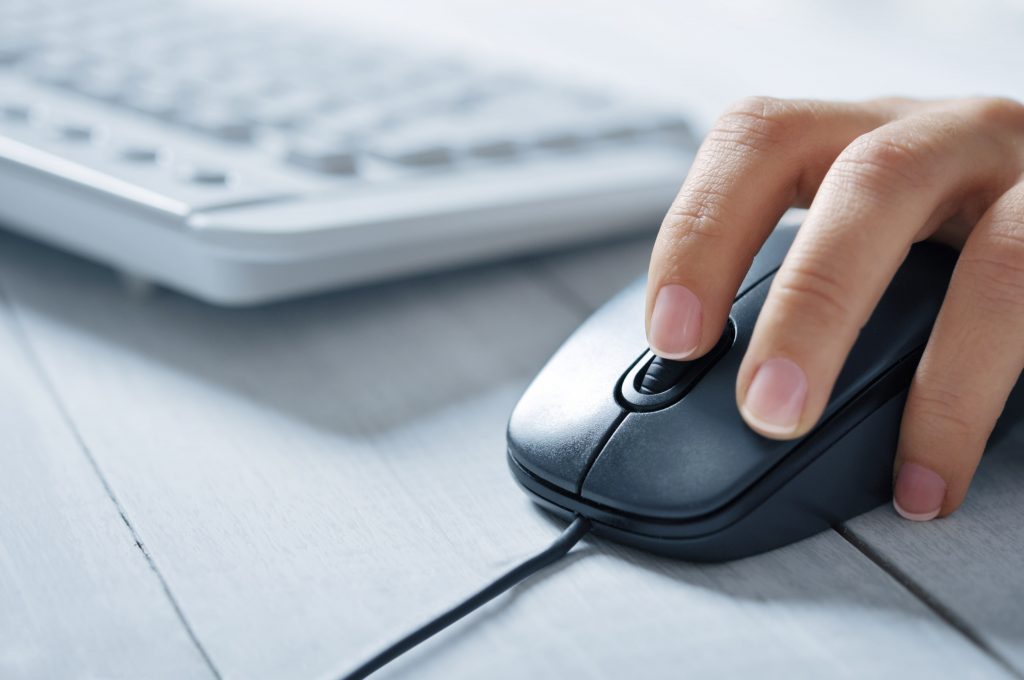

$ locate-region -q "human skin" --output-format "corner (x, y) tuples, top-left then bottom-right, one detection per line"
(645, 96), (1024, 521)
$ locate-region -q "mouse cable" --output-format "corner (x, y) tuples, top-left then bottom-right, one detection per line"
(337, 515), (592, 680)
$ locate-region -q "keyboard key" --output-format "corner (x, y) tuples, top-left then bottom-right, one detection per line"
(181, 108), (254, 142)
(184, 167), (230, 184)
(26, 46), (91, 68)
(72, 68), (135, 103)
(307, 107), (395, 140)
(468, 137), (518, 159)
(217, 74), (279, 100)
(583, 108), (694, 143)
(535, 129), (584, 150)
(1, 103), (32, 122)
(243, 98), (318, 130)
(368, 120), (458, 167)
(463, 94), (595, 151)
(118, 144), (161, 163)
(652, 114), (695, 140)
(56, 122), (94, 141)
(0, 39), (34, 65)
(31, 64), (80, 88)
(121, 86), (182, 119)
(371, 139), (453, 167)
(284, 139), (359, 175)
(438, 118), (521, 159)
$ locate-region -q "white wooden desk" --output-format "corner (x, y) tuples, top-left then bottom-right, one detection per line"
(2, 1), (1023, 678)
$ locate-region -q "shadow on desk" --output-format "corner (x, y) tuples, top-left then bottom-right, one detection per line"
(0, 229), (597, 437)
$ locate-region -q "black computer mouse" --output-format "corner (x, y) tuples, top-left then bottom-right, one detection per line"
(506, 224), (961, 561)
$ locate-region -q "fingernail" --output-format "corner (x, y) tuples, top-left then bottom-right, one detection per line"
(740, 358), (807, 436)
(893, 463), (946, 521)
(648, 284), (702, 359)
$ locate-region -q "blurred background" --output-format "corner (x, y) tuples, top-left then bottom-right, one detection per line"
(2, 0), (1022, 305)
(247, 0), (1024, 129)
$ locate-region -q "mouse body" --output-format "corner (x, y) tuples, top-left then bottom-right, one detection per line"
(507, 224), (960, 561)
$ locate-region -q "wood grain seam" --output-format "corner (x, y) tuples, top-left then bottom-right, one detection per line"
(526, 260), (602, 319)
(0, 282), (225, 680)
(836, 524), (1023, 678)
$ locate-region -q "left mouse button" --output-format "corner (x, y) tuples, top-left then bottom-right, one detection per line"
(507, 279), (647, 493)
(507, 392), (623, 493)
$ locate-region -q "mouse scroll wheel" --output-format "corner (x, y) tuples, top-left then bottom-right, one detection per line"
(620, 320), (736, 412)
(637, 357), (690, 395)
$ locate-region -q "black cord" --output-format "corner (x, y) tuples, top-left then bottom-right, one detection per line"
(338, 515), (592, 680)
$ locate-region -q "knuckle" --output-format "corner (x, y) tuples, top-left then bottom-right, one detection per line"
(662, 183), (733, 245)
(706, 96), (802, 155)
(965, 96), (1024, 128)
(909, 380), (980, 442)
(829, 132), (936, 193)
(961, 220), (1024, 311)
(770, 260), (853, 324)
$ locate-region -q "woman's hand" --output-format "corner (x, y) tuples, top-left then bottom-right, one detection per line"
(645, 96), (1024, 521)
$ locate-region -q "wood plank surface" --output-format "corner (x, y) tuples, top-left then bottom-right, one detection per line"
(0, 231), (1013, 679)
(0, 280), (216, 679)
(845, 418), (1024, 673)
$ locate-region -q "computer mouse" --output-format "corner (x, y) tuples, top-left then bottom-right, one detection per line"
(506, 224), (960, 561)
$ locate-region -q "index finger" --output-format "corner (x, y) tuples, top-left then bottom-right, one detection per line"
(646, 97), (896, 359)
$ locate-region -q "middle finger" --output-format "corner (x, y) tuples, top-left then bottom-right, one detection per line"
(736, 102), (1020, 438)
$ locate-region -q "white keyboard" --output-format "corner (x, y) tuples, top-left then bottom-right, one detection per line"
(0, 0), (695, 304)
